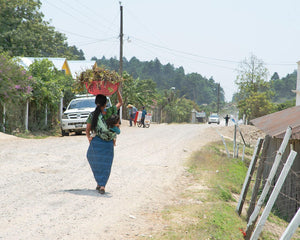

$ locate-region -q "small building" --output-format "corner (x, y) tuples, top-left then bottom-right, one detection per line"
(251, 105), (300, 221)
(18, 57), (71, 75)
(67, 60), (97, 79)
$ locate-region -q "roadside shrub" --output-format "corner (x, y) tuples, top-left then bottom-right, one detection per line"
(0, 53), (33, 132)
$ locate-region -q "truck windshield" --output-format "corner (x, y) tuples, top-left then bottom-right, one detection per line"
(68, 98), (95, 109)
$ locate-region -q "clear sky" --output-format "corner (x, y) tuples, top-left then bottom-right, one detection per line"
(40, 0), (300, 101)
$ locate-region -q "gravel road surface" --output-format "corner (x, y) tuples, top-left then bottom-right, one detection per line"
(0, 123), (220, 240)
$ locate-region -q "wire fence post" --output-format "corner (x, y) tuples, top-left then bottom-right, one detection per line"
(233, 124), (237, 158)
(3, 103), (6, 133)
(250, 150), (297, 240)
(245, 127), (292, 239)
(247, 135), (271, 221)
(216, 129), (230, 158)
(25, 99), (29, 131)
(242, 144), (246, 162)
(236, 138), (264, 216)
(279, 207), (300, 240)
(59, 92), (63, 123)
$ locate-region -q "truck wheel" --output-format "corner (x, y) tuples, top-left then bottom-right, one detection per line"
(61, 129), (69, 136)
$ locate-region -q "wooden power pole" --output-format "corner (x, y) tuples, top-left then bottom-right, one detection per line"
(119, 2), (123, 76)
(119, 2), (123, 121)
(217, 83), (220, 113)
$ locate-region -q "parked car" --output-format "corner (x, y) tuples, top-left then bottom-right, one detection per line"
(61, 95), (111, 136)
(208, 113), (220, 124)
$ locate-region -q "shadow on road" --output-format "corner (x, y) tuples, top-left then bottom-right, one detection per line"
(61, 189), (112, 198)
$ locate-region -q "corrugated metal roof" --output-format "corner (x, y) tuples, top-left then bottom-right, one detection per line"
(67, 60), (96, 78)
(250, 105), (300, 139)
(17, 57), (66, 70)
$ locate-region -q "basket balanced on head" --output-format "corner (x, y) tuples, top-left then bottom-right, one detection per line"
(76, 66), (124, 96)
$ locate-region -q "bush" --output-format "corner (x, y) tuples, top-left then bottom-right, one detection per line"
(0, 53), (33, 132)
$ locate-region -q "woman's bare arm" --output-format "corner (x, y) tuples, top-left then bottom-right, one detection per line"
(86, 123), (93, 143)
(115, 89), (123, 110)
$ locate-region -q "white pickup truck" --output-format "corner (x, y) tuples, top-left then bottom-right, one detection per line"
(61, 95), (111, 136)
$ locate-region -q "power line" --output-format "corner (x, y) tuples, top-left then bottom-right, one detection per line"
(74, 0), (119, 34)
(133, 37), (239, 64)
(43, 0), (107, 35)
(69, 38), (117, 47)
(125, 7), (167, 47)
(131, 40), (236, 70)
(56, 27), (116, 41)
(132, 37), (296, 67)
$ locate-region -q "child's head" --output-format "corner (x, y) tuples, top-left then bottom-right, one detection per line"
(106, 114), (120, 128)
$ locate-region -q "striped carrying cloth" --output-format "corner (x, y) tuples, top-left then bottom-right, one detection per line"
(86, 136), (114, 187)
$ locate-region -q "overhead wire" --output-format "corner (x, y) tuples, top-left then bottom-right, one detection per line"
(73, 0), (119, 34)
(125, 6), (167, 47)
(55, 27), (117, 41)
(129, 41), (172, 65)
(42, 1), (296, 68)
(130, 38), (236, 70)
(43, 0), (97, 31)
(59, 0), (113, 34)
(133, 37), (239, 64)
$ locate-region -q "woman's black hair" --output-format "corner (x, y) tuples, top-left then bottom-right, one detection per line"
(91, 94), (107, 131)
(106, 114), (120, 129)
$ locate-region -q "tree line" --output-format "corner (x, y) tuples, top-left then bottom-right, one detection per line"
(92, 56), (225, 106)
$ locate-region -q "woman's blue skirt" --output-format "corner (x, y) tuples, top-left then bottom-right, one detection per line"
(86, 136), (114, 187)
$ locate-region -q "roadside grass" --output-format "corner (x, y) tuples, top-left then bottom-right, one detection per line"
(148, 141), (300, 240)
(15, 127), (62, 139)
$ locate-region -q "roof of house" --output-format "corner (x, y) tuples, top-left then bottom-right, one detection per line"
(17, 57), (67, 70)
(250, 105), (300, 139)
(67, 60), (96, 78)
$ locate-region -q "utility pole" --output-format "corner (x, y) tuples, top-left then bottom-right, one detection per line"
(217, 83), (220, 113)
(119, 2), (123, 121)
(119, 2), (123, 76)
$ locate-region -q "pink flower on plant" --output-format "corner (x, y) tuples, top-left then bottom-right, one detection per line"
(26, 86), (33, 93)
(15, 85), (22, 90)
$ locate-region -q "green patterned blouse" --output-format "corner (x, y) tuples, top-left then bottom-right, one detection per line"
(87, 105), (117, 141)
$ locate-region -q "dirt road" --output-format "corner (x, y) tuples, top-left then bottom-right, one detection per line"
(0, 123), (221, 240)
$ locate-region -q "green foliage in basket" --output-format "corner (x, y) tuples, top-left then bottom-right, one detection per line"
(74, 66), (124, 92)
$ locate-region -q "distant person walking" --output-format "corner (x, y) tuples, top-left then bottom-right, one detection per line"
(86, 90), (122, 194)
(127, 104), (137, 127)
(224, 114), (230, 126)
(141, 106), (147, 128)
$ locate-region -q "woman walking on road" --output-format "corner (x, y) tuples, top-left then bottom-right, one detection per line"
(86, 90), (122, 194)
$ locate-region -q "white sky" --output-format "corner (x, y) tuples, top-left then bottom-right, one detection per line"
(40, 0), (300, 101)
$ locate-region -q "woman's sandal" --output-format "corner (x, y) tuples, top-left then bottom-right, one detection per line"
(96, 185), (105, 194)
(99, 187), (105, 194)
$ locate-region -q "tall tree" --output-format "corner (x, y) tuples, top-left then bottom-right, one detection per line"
(0, 0), (85, 59)
(235, 54), (274, 120)
(271, 72), (280, 80)
(270, 70), (296, 102)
